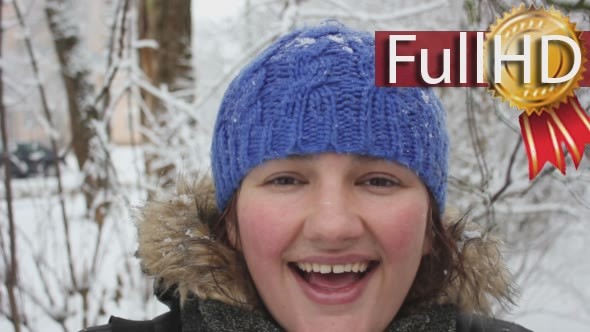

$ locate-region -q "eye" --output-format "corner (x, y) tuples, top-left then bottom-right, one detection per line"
(266, 175), (304, 186)
(359, 175), (400, 188)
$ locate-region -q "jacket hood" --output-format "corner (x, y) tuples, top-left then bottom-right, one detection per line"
(136, 176), (514, 314)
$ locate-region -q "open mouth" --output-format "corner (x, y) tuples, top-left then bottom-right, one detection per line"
(288, 261), (379, 291)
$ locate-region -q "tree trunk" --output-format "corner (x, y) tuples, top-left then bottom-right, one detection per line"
(138, 0), (193, 188)
(45, 0), (106, 211)
(0, 2), (21, 330)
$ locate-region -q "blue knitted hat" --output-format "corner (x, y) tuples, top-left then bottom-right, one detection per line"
(211, 22), (448, 213)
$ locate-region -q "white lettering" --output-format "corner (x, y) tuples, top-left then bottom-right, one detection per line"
(476, 32), (484, 84)
(460, 32), (467, 83)
(421, 49), (451, 84)
(389, 35), (416, 83)
(541, 35), (581, 83)
(494, 35), (530, 83)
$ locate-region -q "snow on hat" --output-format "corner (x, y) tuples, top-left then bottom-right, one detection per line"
(211, 21), (448, 213)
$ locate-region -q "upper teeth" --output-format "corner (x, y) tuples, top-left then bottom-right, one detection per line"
(296, 262), (369, 274)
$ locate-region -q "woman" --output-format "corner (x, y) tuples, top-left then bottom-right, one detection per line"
(83, 22), (531, 331)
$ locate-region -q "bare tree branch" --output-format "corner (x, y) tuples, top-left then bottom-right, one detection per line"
(0, 2), (21, 330)
(12, 0), (77, 322)
(490, 139), (522, 203)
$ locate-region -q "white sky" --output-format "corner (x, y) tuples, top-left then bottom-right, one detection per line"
(193, 0), (244, 20)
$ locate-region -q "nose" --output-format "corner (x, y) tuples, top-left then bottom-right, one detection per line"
(302, 182), (364, 248)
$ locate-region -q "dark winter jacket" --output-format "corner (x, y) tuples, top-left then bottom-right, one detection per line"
(80, 177), (532, 332)
(83, 299), (531, 331)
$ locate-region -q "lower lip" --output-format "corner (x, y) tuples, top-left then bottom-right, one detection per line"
(291, 265), (376, 305)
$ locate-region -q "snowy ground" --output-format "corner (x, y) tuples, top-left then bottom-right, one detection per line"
(0, 146), (167, 331)
(1, 145), (589, 331)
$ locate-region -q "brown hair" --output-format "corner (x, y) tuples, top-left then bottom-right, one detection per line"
(210, 188), (241, 249)
(207, 188), (263, 308)
(401, 193), (462, 310)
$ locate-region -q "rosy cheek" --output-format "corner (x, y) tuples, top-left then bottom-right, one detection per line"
(376, 205), (428, 257)
(237, 201), (291, 259)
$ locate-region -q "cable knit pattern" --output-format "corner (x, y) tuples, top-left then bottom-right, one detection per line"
(211, 21), (449, 212)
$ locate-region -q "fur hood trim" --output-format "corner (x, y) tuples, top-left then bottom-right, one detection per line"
(136, 176), (514, 313)
(136, 177), (255, 307)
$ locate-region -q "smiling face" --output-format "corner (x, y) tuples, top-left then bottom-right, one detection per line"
(233, 153), (431, 332)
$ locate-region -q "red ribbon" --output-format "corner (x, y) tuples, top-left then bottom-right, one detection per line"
(519, 97), (590, 179)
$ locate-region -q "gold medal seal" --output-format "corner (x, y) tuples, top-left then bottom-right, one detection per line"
(485, 5), (590, 179)
(485, 5), (585, 114)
